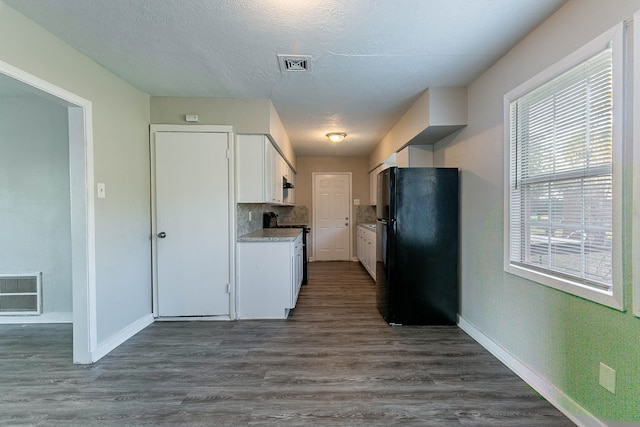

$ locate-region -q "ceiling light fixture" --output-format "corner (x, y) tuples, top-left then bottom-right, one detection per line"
(326, 132), (347, 144)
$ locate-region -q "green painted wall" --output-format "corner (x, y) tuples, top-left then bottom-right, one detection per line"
(435, 0), (640, 423)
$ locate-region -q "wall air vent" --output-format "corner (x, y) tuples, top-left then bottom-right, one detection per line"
(277, 55), (312, 73)
(0, 273), (42, 316)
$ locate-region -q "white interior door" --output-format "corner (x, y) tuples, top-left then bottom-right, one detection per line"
(313, 173), (351, 261)
(154, 130), (230, 317)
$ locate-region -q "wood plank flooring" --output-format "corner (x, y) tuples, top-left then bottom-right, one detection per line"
(0, 261), (574, 426)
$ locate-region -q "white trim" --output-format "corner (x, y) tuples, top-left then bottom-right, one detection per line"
(90, 314), (154, 362)
(311, 172), (353, 261)
(149, 125), (236, 319)
(0, 60), (96, 364)
(458, 316), (607, 427)
(0, 312), (72, 324)
(633, 11), (640, 317)
(155, 315), (232, 321)
(503, 22), (625, 311)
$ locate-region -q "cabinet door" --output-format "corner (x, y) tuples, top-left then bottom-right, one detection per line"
(285, 165), (295, 205)
(265, 141), (283, 205)
(236, 134), (266, 203)
(238, 241), (292, 319)
(291, 235), (303, 307)
(264, 139), (274, 203)
(370, 165), (383, 205)
(271, 147), (284, 204)
(367, 229), (376, 280)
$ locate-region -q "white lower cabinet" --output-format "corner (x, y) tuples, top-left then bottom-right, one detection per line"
(357, 225), (376, 281)
(237, 233), (303, 319)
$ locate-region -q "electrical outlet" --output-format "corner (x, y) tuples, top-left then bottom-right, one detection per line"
(354, 199), (360, 205)
(599, 362), (616, 394)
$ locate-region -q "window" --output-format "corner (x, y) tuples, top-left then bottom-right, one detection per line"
(504, 24), (624, 309)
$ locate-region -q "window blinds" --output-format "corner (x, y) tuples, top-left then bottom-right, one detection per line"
(509, 46), (613, 291)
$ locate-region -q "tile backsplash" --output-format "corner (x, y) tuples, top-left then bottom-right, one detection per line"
(355, 205), (377, 224)
(272, 205), (309, 225)
(237, 204), (266, 236)
(237, 204), (310, 237)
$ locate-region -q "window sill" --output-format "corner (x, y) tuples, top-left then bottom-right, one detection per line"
(504, 263), (624, 311)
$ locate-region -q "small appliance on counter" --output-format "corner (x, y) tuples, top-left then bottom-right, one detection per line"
(263, 212), (278, 228)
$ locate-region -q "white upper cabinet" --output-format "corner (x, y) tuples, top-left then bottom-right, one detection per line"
(236, 134), (293, 205)
(370, 165), (383, 206)
(283, 162), (295, 205)
(369, 153), (397, 205)
(396, 145), (434, 168)
(236, 134), (266, 203)
(266, 141), (283, 204)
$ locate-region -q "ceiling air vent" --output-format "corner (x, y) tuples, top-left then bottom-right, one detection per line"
(277, 55), (312, 73)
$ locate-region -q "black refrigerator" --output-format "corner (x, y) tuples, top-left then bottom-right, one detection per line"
(376, 167), (458, 325)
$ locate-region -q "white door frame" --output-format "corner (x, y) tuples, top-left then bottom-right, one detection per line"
(0, 60), (96, 364)
(311, 172), (353, 261)
(149, 125), (236, 320)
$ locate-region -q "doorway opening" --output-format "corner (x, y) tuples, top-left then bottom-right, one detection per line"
(0, 60), (96, 363)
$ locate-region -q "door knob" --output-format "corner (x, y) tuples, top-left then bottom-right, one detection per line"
(157, 232), (167, 239)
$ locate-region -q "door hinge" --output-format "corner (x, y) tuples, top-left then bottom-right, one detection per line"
(226, 149), (230, 159)
(226, 284), (231, 294)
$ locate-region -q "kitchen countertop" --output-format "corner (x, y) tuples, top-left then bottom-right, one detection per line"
(238, 228), (302, 242)
(358, 223), (376, 231)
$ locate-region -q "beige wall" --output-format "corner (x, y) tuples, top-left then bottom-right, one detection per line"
(368, 87), (467, 170)
(295, 156), (370, 260)
(151, 96), (296, 169)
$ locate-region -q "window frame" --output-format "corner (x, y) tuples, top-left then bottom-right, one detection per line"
(503, 23), (624, 310)
(633, 11), (640, 317)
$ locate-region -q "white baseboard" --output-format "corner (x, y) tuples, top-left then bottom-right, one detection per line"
(155, 315), (232, 321)
(0, 312), (72, 324)
(457, 316), (607, 427)
(91, 313), (154, 362)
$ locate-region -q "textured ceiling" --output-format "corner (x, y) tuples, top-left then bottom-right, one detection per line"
(3, 0), (566, 156)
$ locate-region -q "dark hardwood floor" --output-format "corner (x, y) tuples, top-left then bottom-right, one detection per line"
(0, 261), (574, 426)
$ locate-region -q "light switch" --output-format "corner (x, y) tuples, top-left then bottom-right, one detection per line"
(97, 183), (106, 199)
